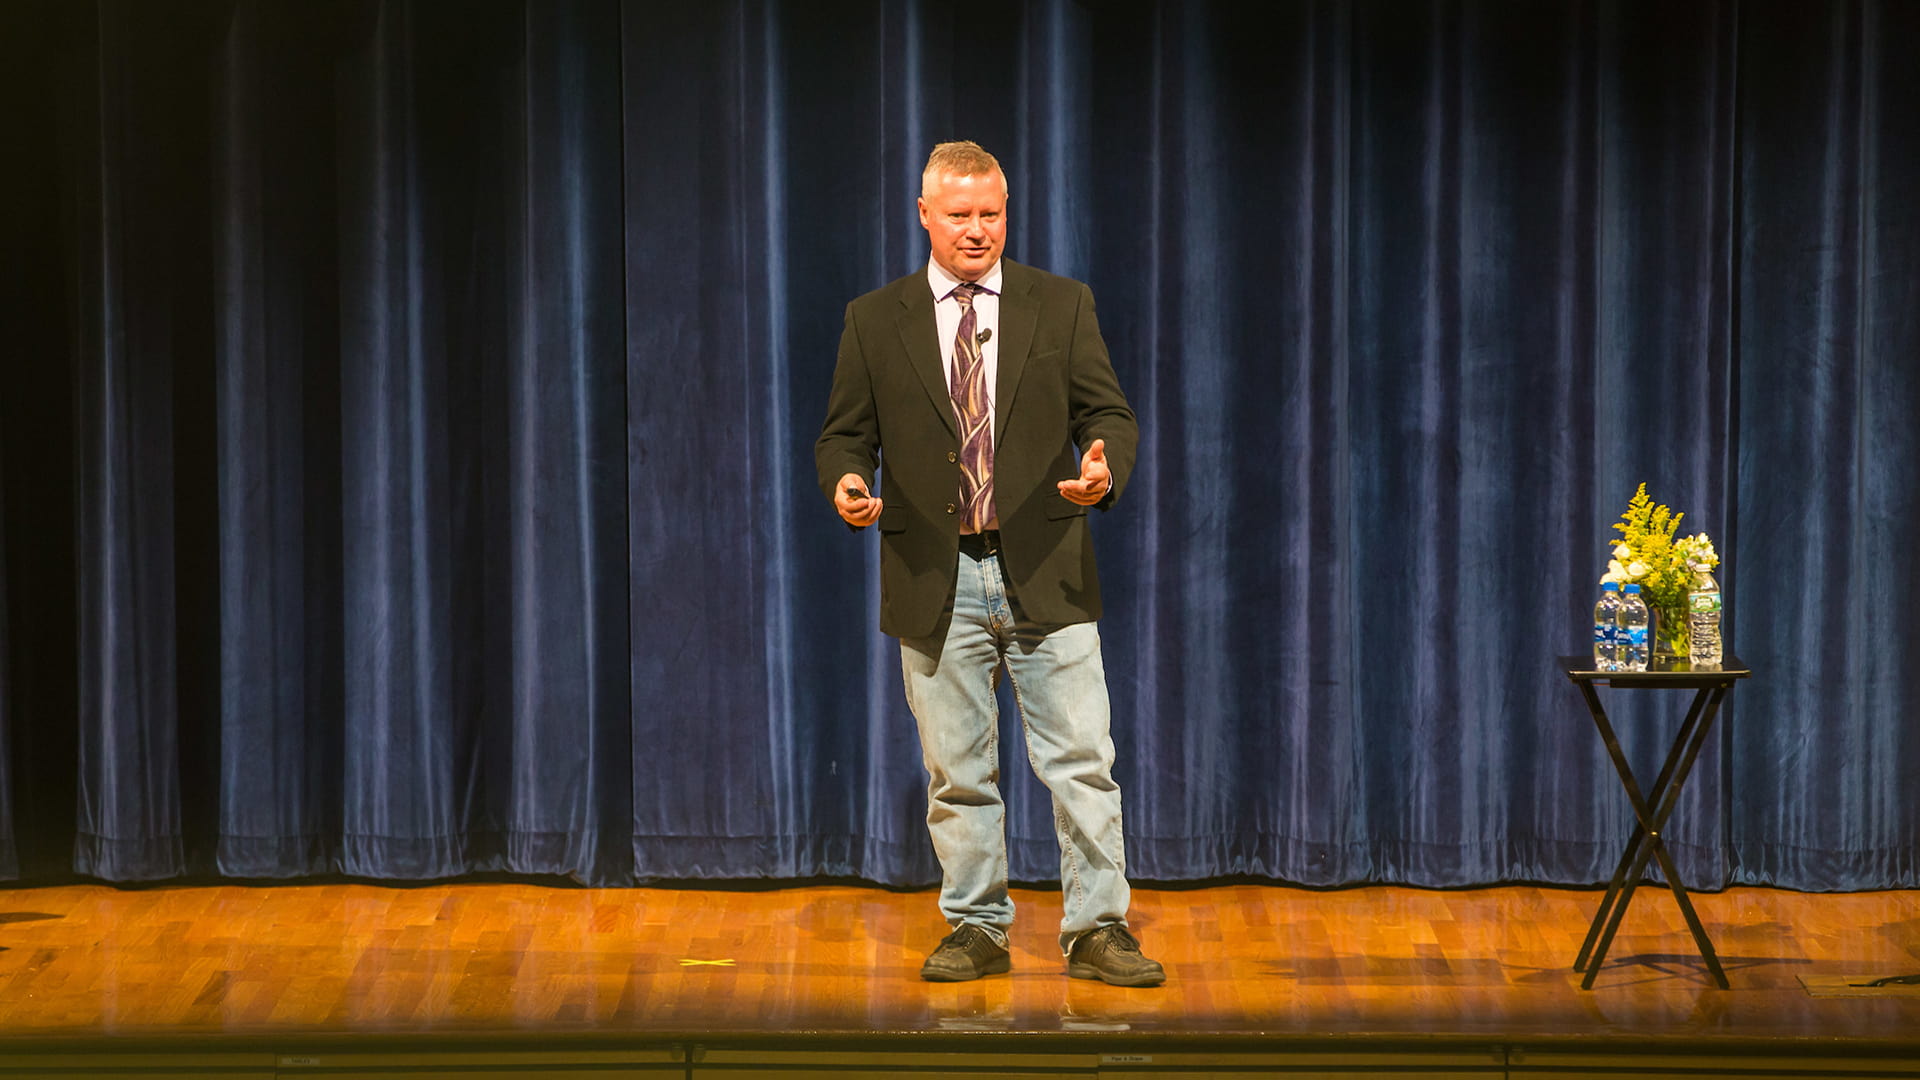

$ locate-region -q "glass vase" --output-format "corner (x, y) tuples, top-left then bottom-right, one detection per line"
(1651, 601), (1690, 663)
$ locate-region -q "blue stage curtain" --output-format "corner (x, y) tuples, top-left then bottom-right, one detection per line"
(211, 0), (633, 881)
(1729, 0), (1920, 888)
(1, 0), (1915, 890)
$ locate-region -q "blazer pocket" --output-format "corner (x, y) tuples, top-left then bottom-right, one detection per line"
(1044, 496), (1088, 520)
(878, 504), (909, 533)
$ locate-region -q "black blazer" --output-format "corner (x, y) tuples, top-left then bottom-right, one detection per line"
(816, 260), (1138, 639)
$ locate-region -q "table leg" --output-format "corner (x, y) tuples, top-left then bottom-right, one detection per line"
(1578, 683), (1731, 989)
(1638, 686), (1731, 988)
(1572, 681), (1710, 973)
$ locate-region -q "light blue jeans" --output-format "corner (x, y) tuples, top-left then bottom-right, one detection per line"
(899, 542), (1132, 955)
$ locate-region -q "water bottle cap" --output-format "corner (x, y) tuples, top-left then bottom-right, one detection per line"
(1603, 581), (1619, 591)
(1623, 583), (1641, 593)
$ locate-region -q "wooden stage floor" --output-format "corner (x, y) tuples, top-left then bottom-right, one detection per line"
(0, 881), (1915, 1055)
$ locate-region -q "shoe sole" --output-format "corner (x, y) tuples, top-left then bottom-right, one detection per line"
(1067, 961), (1166, 987)
(921, 954), (1011, 982)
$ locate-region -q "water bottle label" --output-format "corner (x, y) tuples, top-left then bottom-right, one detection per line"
(1690, 594), (1722, 613)
(1624, 626), (1648, 646)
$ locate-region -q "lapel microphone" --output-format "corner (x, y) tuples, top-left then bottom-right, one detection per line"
(977, 328), (992, 346)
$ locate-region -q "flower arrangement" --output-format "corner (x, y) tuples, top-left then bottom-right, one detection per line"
(1601, 483), (1719, 657)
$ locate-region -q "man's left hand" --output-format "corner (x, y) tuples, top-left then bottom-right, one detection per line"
(1056, 438), (1112, 506)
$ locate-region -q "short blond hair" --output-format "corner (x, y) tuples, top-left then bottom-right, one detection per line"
(922, 141), (1006, 196)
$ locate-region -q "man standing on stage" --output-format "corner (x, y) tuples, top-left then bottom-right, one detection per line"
(816, 141), (1162, 986)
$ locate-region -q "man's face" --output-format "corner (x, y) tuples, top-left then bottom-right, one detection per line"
(918, 169), (1007, 282)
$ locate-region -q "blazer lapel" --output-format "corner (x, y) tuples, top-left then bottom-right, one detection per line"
(994, 262), (1038, 443)
(896, 278), (956, 439)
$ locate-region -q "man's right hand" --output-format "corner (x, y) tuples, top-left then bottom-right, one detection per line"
(835, 473), (883, 527)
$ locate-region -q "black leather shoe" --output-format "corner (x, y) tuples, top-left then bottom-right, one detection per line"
(920, 924), (1011, 982)
(1066, 924), (1165, 986)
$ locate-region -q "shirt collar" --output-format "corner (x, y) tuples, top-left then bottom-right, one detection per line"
(927, 257), (1004, 301)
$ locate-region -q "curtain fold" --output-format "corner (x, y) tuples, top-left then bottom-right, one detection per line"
(330, 0), (633, 880)
(1730, 0), (1920, 888)
(501, 0), (632, 882)
(213, 0), (345, 878)
(622, 0), (775, 878)
(68, 0), (208, 880)
(3, 0), (1916, 890)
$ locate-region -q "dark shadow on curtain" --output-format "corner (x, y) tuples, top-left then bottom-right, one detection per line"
(2, 0), (82, 882)
(0, 440), (12, 880)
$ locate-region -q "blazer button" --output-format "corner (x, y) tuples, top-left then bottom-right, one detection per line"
(945, 503), (957, 515)
(947, 451), (958, 463)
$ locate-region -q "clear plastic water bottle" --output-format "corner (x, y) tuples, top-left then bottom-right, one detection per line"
(1592, 582), (1622, 671)
(1617, 584), (1650, 672)
(1688, 572), (1722, 667)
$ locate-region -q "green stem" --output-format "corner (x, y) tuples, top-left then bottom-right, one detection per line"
(1654, 604), (1691, 657)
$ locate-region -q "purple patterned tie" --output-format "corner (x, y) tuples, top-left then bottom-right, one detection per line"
(949, 282), (995, 534)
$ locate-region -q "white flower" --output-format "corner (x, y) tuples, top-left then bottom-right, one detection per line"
(1674, 532), (1720, 573)
(1627, 561), (1649, 578)
(1613, 543), (1632, 560)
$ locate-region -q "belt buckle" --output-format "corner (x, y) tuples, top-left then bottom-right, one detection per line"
(962, 530), (1000, 557)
